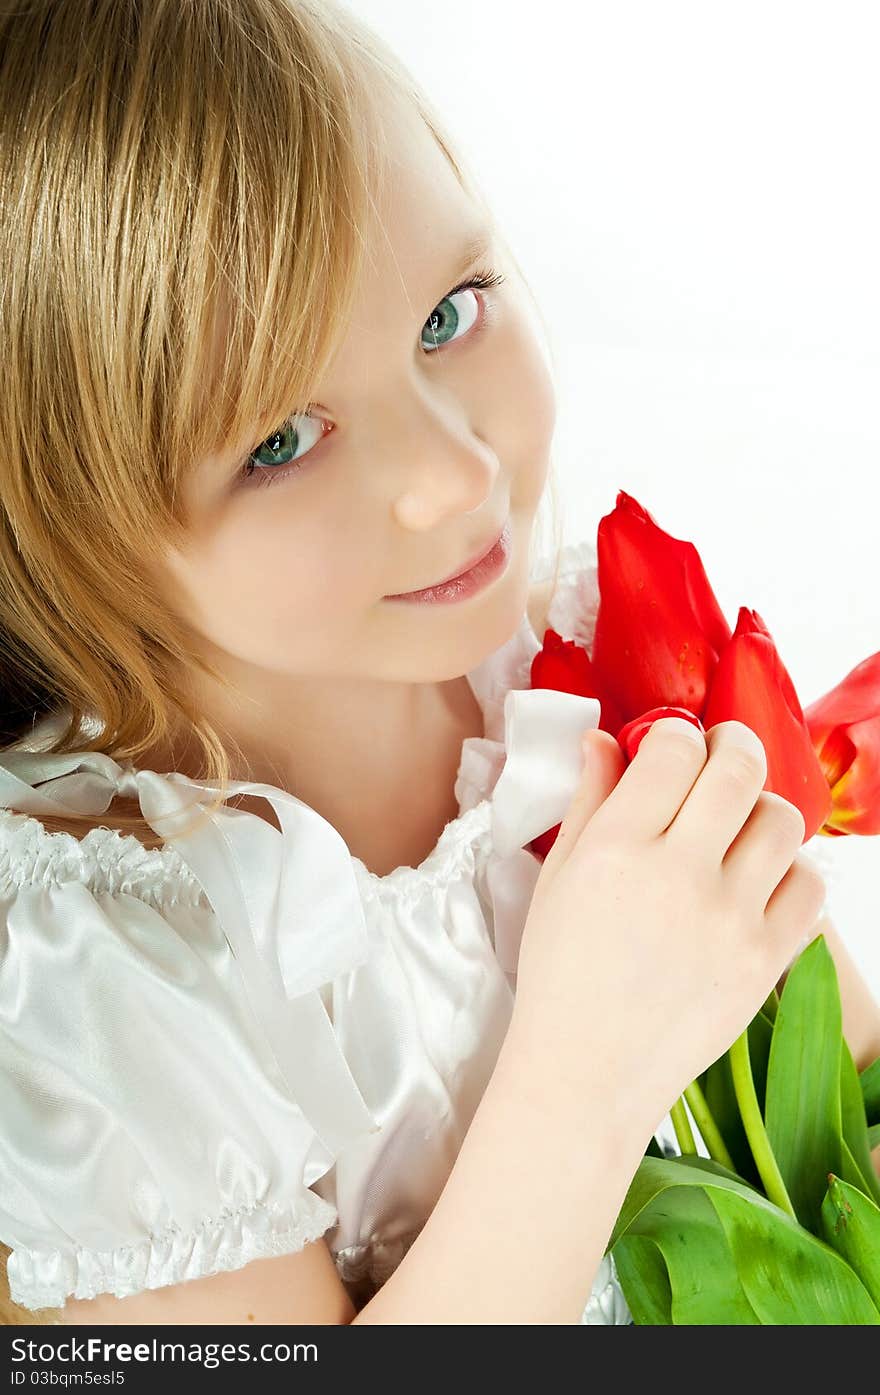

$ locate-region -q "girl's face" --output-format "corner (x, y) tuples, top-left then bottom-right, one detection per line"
(162, 91), (556, 693)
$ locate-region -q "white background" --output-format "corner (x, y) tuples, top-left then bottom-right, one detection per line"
(348, 1), (880, 998)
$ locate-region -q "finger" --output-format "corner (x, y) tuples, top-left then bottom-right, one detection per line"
(665, 720), (768, 860)
(540, 728), (626, 878)
(762, 852), (828, 961)
(585, 716), (708, 844)
(722, 791), (806, 900)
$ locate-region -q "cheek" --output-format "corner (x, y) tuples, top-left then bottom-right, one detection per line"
(490, 304), (557, 498)
(164, 505), (374, 665)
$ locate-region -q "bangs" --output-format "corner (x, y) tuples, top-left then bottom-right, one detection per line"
(0, 0), (484, 796)
(161, 0), (397, 505)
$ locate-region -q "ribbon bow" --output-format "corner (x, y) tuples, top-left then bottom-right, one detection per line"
(0, 675), (603, 1148)
(0, 742), (380, 1160)
(481, 686), (603, 976)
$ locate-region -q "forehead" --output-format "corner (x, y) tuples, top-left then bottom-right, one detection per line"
(319, 92), (495, 378)
(362, 88), (491, 300)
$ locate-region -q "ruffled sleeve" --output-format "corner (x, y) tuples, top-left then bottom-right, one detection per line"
(0, 737), (383, 1313)
(0, 827), (357, 1312)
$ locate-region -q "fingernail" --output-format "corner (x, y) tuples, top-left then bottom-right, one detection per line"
(662, 717), (704, 742)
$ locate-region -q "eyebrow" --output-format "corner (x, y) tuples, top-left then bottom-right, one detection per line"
(448, 224), (495, 283)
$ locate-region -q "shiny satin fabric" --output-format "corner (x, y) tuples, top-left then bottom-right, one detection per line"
(0, 539), (627, 1320)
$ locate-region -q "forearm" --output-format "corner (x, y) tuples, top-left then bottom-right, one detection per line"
(352, 1015), (655, 1325)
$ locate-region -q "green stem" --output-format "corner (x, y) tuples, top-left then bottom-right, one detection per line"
(761, 986), (779, 1023)
(728, 1028), (796, 1218)
(670, 1095), (697, 1155)
(683, 1079), (736, 1171)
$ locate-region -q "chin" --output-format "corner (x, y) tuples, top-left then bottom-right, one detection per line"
(442, 544), (533, 678)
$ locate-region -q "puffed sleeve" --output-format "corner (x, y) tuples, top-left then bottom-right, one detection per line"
(0, 823), (346, 1314)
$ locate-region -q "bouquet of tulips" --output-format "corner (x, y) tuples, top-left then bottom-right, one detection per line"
(529, 491), (880, 1323)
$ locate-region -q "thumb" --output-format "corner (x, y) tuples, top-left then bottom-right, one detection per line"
(540, 728), (626, 878)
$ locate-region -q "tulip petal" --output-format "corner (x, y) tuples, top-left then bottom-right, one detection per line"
(804, 652), (880, 835)
(702, 608), (832, 841)
(531, 628), (625, 737)
(592, 491), (732, 722)
(818, 715), (880, 836)
(617, 706), (705, 763)
(803, 652), (880, 737)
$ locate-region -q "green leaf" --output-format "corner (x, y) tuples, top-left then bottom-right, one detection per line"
(609, 1154), (880, 1323)
(839, 1038), (880, 1206)
(869, 1124), (880, 1150)
(645, 1133), (665, 1159)
(613, 1186), (759, 1323)
(608, 1154), (768, 1251)
(707, 1185), (880, 1323)
(820, 1175), (880, 1307)
(612, 1234), (672, 1324)
(764, 934), (843, 1233)
(841, 1139), (874, 1200)
(861, 1056), (880, 1128)
(698, 1010), (775, 1186)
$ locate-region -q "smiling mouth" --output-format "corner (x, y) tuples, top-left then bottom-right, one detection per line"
(383, 518), (512, 603)
(385, 520), (509, 598)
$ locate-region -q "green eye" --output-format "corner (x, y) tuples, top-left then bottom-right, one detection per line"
(421, 269), (506, 352)
(422, 287), (480, 351)
(240, 412), (328, 488)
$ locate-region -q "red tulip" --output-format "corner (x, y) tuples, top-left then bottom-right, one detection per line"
(591, 490), (732, 724)
(531, 628), (625, 737)
(617, 706), (705, 763)
(701, 608), (832, 841)
(526, 489), (880, 857)
(803, 652), (880, 836)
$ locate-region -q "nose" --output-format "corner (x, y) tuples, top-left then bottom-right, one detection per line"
(381, 386), (501, 529)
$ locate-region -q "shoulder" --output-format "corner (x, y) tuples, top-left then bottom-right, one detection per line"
(0, 823), (345, 1316)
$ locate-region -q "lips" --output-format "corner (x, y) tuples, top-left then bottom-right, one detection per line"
(386, 520), (508, 598)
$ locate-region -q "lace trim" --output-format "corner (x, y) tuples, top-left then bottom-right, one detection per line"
(6, 1189), (338, 1313)
(351, 800), (493, 903)
(0, 810), (208, 908)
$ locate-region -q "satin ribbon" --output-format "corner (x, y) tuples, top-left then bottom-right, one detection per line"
(0, 684), (602, 1145)
(0, 746), (379, 1160)
(482, 686), (602, 976)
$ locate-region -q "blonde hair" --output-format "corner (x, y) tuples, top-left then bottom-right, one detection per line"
(0, 0), (562, 1323)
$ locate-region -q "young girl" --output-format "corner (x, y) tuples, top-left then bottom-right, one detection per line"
(1, 0), (878, 1328)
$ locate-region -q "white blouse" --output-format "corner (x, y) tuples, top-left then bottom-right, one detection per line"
(0, 537), (833, 1323)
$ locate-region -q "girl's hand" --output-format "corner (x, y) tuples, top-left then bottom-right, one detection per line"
(510, 716), (826, 1129)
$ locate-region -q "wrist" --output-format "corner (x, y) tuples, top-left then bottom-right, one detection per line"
(497, 1006), (660, 1169)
